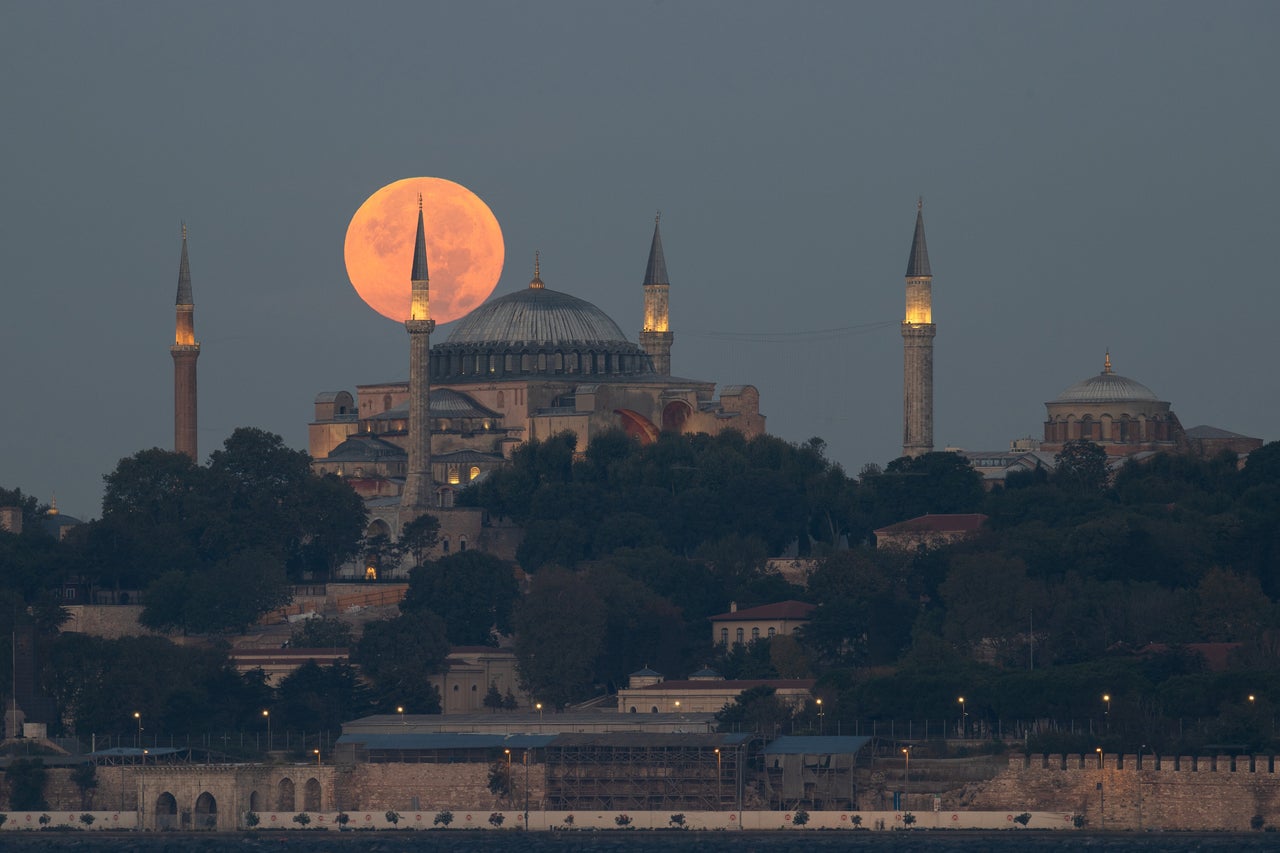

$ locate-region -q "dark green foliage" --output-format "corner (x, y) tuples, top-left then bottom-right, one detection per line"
(276, 661), (374, 731)
(70, 762), (97, 809)
(715, 685), (795, 734)
(401, 551), (519, 644)
(289, 616), (355, 649)
(5, 759), (48, 810)
(354, 610), (449, 712)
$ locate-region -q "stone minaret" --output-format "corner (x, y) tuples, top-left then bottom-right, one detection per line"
(639, 213), (674, 375)
(901, 199), (935, 458)
(401, 195), (436, 509)
(170, 224), (200, 461)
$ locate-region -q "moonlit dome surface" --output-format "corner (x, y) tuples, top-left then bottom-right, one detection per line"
(445, 286), (632, 346)
(1052, 371), (1160, 404)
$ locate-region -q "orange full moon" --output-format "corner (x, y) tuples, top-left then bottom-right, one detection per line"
(344, 177), (504, 324)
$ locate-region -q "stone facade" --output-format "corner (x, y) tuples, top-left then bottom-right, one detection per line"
(965, 752), (1280, 831)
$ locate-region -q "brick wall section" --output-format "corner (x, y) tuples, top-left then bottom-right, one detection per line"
(962, 753), (1280, 830)
(346, 762), (546, 813)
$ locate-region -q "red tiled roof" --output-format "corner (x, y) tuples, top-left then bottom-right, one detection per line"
(631, 679), (816, 692)
(874, 513), (988, 535)
(709, 600), (816, 622)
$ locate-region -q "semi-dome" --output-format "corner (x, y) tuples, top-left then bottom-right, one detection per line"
(445, 286), (632, 347)
(1050, 353), (1161, 404)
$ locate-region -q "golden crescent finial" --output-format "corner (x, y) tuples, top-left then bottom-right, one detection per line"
(534, 250), (540, 278)
(1104, 350), (1112, 374)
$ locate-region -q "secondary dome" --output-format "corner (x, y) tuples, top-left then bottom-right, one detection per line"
(445, 286), (632, 347)
(1050, 353), (1160, 404)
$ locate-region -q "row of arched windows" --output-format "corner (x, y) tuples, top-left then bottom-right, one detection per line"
(431, 347), (652, 380)
(720, 626), (777, 645)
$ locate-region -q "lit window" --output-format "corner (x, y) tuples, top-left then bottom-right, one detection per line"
(469, 466), (481, 481)
(448, 468), (460, 485)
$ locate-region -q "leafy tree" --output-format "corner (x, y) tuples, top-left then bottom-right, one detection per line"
(354, 609), (449, 712)
(715, 685), (795, 735)
(401, 551), (519, 644)
(513, 567), (607, 708)
(482, 682), (503, 712)
(1054, 440), (1110, 493)
(399, 513), (441, 567)
(289, 617), (354, 649)
(70, 762), (97, 809)
(4, 759), (48, 810)
(276, 661), (374, 732)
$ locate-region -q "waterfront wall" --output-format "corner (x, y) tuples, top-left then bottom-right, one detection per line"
(963, 753), (1280, 831)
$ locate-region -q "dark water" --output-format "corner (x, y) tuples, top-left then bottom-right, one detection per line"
(0, 832), (1276, 853)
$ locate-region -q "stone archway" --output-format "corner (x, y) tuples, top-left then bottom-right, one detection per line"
(277, 777), (296, 812)
(304, 777), (322, 811)
(194, 791), (217, 830)
(155, 791), (178, 830)
(248, 790), (261, 812)
(662, 400), (692, 433)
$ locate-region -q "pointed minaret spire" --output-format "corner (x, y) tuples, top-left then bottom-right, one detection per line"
(1103, 350), (1112, 374)
(171, 223), (201, 460)
(901, 200), (936, 458)
(176, 222), (193, 306)
(643, 211), (669, 286)
(401, 195), (436, 510)
(411, 193), (429, 284)
(906, 197), (932, 278)
(640, 212), (674, 375)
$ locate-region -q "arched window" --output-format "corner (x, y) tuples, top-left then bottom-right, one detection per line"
(383, 394), (392, 412)
(651, 706), (659, 714)
(448, 467), (460, 485)
(442, 538), (450, 553)
(751, 627), (760, 640)
(735, 628), (744, 644)
(459, 536), (468, 552)
(155, 792), (178, 831)
(469, 466), (481, 481)
(194, 792), (217, 829)
(277, 778), (296, 812)
(720, 628), (729, 645)
(629, 706), (637, 713)
(303, 778), (322, 812)
(497, 390), (505, 408)
(248, 790), (261, 812)
(768, 627), (776, 638)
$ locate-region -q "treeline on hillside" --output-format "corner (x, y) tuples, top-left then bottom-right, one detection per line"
(463, 431), (1280, 751)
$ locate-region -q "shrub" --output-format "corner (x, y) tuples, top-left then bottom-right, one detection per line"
(0, 814), (7, 828)
(563, 814), (575, 827)
(851, 814), (862, 827)
(1252, 814), (1266, 831)
(669, 812), (686, 828)
(902, 812), (917, 827)
(386, 810), (401, 826)
(293, 812), (311, 827)
(245, 811), (260, 827)
(432, 810), (452, 827)
(336, 812), (350, 827)
(38, 814), (51, 827)
(79, 813), (95, 827)
(489, 812), (505, 827)
(1073, 814), (1086, 828)
(615, 813), (633, 827)
(792, 808), (809, 826)
(1014, 812), (1032, 827)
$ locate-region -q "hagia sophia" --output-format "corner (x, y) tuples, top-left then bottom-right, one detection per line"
(149, 195), (1264, 557)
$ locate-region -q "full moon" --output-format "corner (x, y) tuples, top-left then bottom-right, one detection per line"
(344, 177), (504, 324)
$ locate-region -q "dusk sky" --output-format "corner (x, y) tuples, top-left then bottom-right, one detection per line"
(2, 1), (1277, 519)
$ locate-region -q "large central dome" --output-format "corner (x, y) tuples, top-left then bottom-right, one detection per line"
(1052, 371), (1160, 404)
(446, 286), (631, 347)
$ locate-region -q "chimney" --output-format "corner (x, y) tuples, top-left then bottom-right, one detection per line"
(729, 601), (737, 613)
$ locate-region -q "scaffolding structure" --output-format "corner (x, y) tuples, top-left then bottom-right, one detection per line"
(543, 733), (751, 811)
(760, 736), (871, 810)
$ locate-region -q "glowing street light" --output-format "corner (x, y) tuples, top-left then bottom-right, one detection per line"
(313, 748), (322, 766)
(133, 712), (142, 748)
(816, 698), (824, 736)
(958, 697), (966, 738)
(902, 746), (911, 810)
(714, 747), (722, 804)
(262, 710), (271, 751)
(397, 705), (405, 726)
(535, 702), (543, 721)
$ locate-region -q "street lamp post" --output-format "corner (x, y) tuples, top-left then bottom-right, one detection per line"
(262, 710), (271, 752)
(397, 706), (405, 727)
(816, 698), (824, 736)
(958, 697), (966, 739)
(714, 747), (722, 806)
(535, 702), (543, 722)
(133, 712), (142, 748)
(1102, 694), (1111, 731)
(314, 748), (321, 766)
(523, 750), (530, 829)
(1096, 747), (1104, 829)
(902, 747), (910, 812)
(504, 749), (512, 801)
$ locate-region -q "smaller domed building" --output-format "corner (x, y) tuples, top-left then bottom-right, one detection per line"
(1041, 353), (1184, 456)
